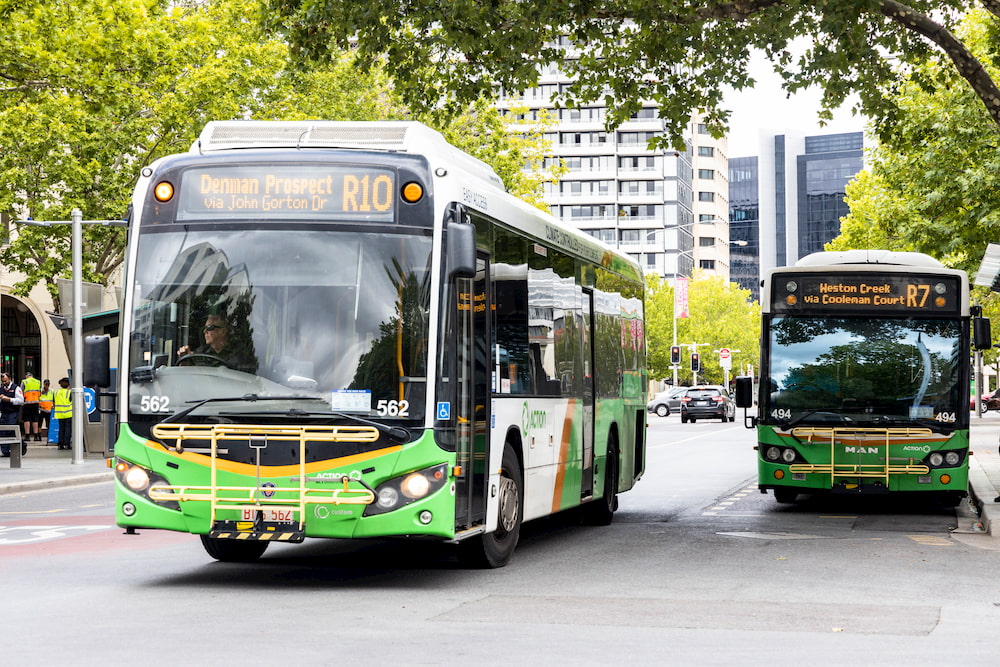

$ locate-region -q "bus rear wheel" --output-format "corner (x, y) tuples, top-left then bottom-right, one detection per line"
(582, 441), (619, 526)
(459, 446), (523, 568)
(200, 535), (269, 562)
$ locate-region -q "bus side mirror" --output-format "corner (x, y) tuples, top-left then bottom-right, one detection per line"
(447, 222), (476, 279)
(735, 376), (754, 408)
(84, 335), (111, 388)
(974, 316), (992, 351)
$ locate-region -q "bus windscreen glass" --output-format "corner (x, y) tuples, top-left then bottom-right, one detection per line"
(765, 316), (964, 428)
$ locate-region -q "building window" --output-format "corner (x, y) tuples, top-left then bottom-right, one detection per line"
(697, 123), (710, 134)
(698, 191), (715, 202)
(698, 214), (715, 222)
(698, 168), (714, 180)
(697, 146), (715, 157)
(699, 259), (716, 270)
(698, 236), (715, 247)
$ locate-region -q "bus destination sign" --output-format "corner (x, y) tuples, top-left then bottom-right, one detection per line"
(772, 273), (962, 315)
(176, 165), (396, 222)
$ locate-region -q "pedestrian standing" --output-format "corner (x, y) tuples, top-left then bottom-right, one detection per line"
(54, 377), (73, 451)
(0, 372), (26, 457)
(20, 372), (42, 442)
(38, 379), (54, 442)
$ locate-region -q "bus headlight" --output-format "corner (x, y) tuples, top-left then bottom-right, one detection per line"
(364, 464), (449, 516)
(928, 453), (944, 467)
(124, 466), (150, 492)
(944, 451), (961, 466)
(114, 458), (180, 511)
(765, 446), (781, 462)
(781, 449), (797, 463)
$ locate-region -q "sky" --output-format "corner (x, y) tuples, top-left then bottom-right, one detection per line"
(722, 51), (867, 157)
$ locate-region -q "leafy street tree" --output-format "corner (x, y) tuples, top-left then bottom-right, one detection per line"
(645, 272), (761, 386)
(828, 9), (1000, 366)
(1, 0), (561, 306)
(0, 0), (287, 307)
(267, 0), (1000, 148)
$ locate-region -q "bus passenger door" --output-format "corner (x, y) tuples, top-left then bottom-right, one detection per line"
(581, 288), (595, 498)
(454, 255), (491, 529)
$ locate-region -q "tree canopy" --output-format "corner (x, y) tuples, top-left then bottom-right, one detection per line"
(0, 0), (560, 305)
(645, 272), (761, 385)
(267, 0), (1000, 148)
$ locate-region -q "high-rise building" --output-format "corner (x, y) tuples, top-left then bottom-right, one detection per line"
(497, 71), (732, 280)
(728, 131), (864, 301)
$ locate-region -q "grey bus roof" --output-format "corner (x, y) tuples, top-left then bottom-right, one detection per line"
(193, 120), (504, 188)
(795, 250), (944, 269)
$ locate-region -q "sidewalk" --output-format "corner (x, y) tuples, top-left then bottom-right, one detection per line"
(968, 417), (1000, 534)
(0, 442), (113, 496)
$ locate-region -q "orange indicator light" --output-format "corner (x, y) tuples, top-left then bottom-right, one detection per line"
(402, 182), (423, 203)
(154, 181), (174, 202)
(940, 474), (951, 485)
(774, 470), (785, 480)
(786, 295), (797, 306)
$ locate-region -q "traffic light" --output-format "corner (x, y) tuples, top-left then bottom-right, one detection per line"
(690, 352), (700, 373)
(670, 345), (681, 365)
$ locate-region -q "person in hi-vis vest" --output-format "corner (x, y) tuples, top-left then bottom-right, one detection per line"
(54, 378), (73, 451)
(20, 372), (42, 442)
(38, 379), (54, 440)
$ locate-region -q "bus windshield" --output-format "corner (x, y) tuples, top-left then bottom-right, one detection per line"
(127, 227), (431, 437)
(764, 316), (964, 429)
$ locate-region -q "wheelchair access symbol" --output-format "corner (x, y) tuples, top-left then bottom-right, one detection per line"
(436, 402), (451, 420)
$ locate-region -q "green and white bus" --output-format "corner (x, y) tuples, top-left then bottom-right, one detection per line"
(736, 250), (986, 505)
(108, 121), (647, 567)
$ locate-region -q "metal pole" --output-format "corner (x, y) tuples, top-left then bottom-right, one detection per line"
(71, 208), (84, 464)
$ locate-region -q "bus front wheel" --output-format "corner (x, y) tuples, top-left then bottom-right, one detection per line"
(459, 446), (523, 568)
(773, 488), (798, 504)
(200, 535), (269, 562)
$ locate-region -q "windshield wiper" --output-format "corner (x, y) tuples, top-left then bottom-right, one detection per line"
(858, 416), (953, 434)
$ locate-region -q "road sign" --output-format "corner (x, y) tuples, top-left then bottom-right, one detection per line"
(719, 348), (732, 370)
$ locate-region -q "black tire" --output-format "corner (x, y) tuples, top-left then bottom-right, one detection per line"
(939, 491), (964, 508)
(200, 535), (269, 562)
(681, 414), (688, 423)
(459, 446), (523, 568)
(981, 401), (989, 414)
(773, 488), (798, 504)
(582, 441), (619, 526)
(655, 404), (669, 417)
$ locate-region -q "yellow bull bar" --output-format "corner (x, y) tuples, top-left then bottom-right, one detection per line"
(787, 427), (933, 488)
(149, 423), (378, 535)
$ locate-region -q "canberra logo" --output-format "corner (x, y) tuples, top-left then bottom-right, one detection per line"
(521, 401), (547, 436)
(260, 482), (277, 498)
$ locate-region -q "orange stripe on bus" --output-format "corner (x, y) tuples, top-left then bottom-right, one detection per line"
(551, 400), (576, 513)
(141, 438), (402, 477)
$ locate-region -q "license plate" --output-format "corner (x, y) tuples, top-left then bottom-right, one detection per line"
(241, 507), (296, 523)
(695, 400), (708, 406)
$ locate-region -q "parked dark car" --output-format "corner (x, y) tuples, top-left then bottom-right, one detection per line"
(680, 385), (736, 423)
(979, 388), (1000, 413)
(646, 386), (687, 417)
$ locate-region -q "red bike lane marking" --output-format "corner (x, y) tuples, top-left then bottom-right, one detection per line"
(0, 515), (196, 560)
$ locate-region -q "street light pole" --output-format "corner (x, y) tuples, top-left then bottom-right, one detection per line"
(71, 208), (84, 464)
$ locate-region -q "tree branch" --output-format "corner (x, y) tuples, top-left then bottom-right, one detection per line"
(880, 0), (1000, 128)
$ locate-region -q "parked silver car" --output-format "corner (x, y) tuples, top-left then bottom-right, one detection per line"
(646, 386), (688, 417)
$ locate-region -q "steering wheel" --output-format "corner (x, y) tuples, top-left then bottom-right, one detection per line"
(177, 353), (236, 370)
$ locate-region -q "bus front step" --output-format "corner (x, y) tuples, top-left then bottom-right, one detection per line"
(210, 522), (305, 543)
